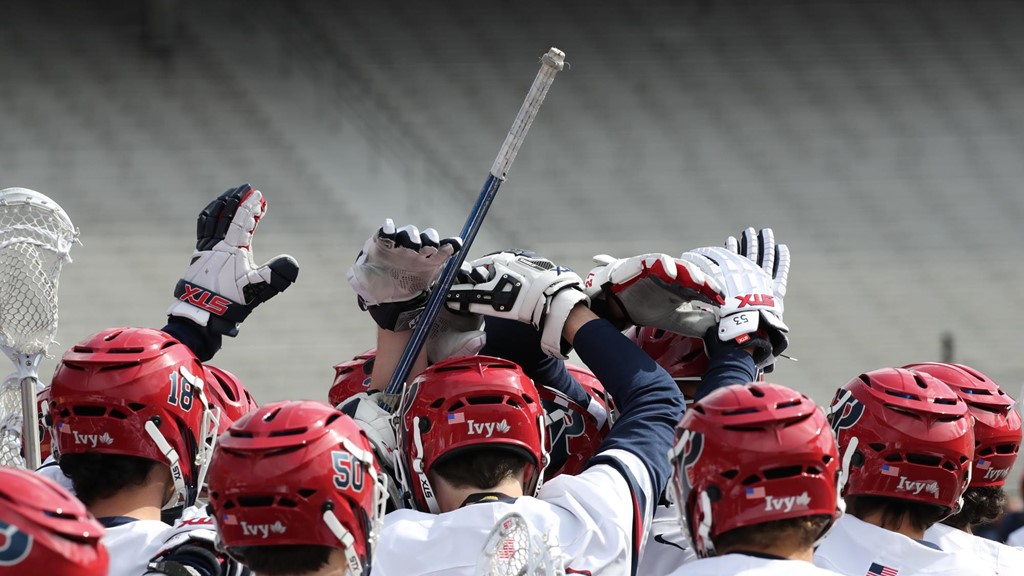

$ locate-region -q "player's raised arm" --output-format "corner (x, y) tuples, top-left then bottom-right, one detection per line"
(164, 183), (299, 361)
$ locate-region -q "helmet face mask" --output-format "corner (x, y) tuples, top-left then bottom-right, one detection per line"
(670, 383), (841, 558)
(208, 401), (386, 576)
(396, 356), (549, 513)
(827, 368), (975, 517)
(48, 327), (217, 509)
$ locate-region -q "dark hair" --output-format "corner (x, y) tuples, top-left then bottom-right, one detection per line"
(431, 449), (528, 490)
(846, 495), (946, 533)
(59, 453), (159, 506)
(714, 515), (832, 554)
(942, 486), (1007, 529)
(228, 545), (333, 574)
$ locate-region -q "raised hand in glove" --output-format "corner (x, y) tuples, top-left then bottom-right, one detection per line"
(583, 253), (724, 336)
(678, 246), (789, 371)
(347, 219), (462, 331)
(168, 184), (299, 338)
(725, 227), (790, 301)
(447, 251), (588, 359)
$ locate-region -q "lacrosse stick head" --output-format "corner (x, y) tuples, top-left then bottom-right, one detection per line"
(0, 188), (77, 369)
(477, 512), (564, 576)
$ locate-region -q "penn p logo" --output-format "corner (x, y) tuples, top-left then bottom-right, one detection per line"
(72, 431), (113, 447)
(240, 521), (286, 539)
(467, 419), (511, 437)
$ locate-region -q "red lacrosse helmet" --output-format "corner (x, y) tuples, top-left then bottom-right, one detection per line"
(48, 327), (218, 509)
(671, 383), (841, 558)
(0, 467), (108, 575)
(203, 364), (259, 434)
(565, 362), (616, 424)
(827, 368), (973, 515)
(904, 363), (1022, 488)
(538, 386), (607, 479)
(397, 355), (548, 513)
(208, 401), (386, 576)
(628, 326), (708, 399)
(329, 349), (376, 407)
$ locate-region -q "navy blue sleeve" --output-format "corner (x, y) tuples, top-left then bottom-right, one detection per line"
(694, 344), (758, 401)
(480, 317), (592, 407)
(574, 319), (685, 499)
(161, 317), (222, 363)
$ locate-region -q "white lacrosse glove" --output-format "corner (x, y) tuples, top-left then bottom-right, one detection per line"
(146, 507), (250, 575)
(338, 392), (403, 510)
(168, 184), (299, 338)
(426, 307), (487, 363)
(725, 227), (790, 301)
(447, 251), (588, 359)
(347, 219), (462, 331)
(583, 253), (725, 336)
(678, 246), (789, 370)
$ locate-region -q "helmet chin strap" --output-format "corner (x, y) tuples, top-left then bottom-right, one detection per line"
(836, 435), (858, 516)
(697, 490), (715, 557)
(411, 416), (440, 513)
(145, 419), (189, 509)
(323, 510), (363, 576)
(533, 413), (548, 496)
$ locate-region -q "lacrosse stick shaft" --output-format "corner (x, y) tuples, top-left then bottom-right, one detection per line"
(383, 48), (566, 405)
(20, 377), (40, 469)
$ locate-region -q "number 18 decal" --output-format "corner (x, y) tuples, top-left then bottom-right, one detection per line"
(332, 451), (365, 492)
(167, 368), (196, 411)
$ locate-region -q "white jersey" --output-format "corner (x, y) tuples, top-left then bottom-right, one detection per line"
(814, 515), (989, 576)
(636, 494), (695, 575)
(1008, 525), (1024, 548)
(102, 506), (219, 576)
(666, 554), (843, 575)
(924, 522), (1024, 575)
(374, 448), (654, 576)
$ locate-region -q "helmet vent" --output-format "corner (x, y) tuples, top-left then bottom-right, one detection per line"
(228, 430), (254, 438)
(885, 391), (918, 401)
(128, 403), (146, 412)
(98, 362), (141, 372)
(775, 399), (801, 409)
(723, 425), (765, 432)
(298, 489), (317, 499)
(278, 498), (298, 508)
(913, 375), (930, 389)
(748, 387), (766, 398)
(764, 465), (803, 480)
(160, 341), (177, 350)
(72, 406), (106, 417)
(103, 330), (124, 341)
(720, 469), (738, 480)
(905, 453), (941, 467)
(268, 427), (308, 437)
(263, 407), (282, 422)
(996, 443), (1019, 455)
(466, 396), (505, 406)
(60, 362), (86, 371)
(807, 466), (823, 475)
(933, 398), (958, 406)
(869, 443), (887, 452)
(723, 407), (759, 416)
(942, 461), (957, 471)
(324, 413), (341, 426)
(72, 346), (94, 354)
(822, 455), (834, 464)
(108, 409), (128, 420)
(238, 496), (275, 507)
(741, 475), (760, 485)
(432, 398), (448, 409)
(108, 347), (145, 354)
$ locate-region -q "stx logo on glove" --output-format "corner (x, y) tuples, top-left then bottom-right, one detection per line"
(240, 521), (287, 539)
(764, 492), (811, 513)
(467, 419), (511, 437)
(735, 294), (775, 308)
(178, 283), (232, 316)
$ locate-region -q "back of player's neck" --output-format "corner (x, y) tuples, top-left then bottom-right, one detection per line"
(722, 545), (815, 563)
(857, 512), (926, 541)
(88, 486), (165, 522)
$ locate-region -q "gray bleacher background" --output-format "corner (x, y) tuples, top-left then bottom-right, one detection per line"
(4, 1), (1023, 489)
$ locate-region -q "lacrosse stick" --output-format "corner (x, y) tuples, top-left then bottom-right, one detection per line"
(476, 512), (565, 576)
(383, 47), (566, 409)
(0, 188), (77, 470)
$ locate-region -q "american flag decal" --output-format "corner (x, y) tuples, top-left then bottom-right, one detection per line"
(867, 562), (898, 576)
(977, 458), (991, 470)
(448, 412), (465, 424)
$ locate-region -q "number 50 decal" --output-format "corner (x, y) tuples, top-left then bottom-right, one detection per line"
(332, 451), (365, 492)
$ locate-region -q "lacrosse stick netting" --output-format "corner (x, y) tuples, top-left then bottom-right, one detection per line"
(476, 512), (565, 576)
(0, 188), (77, 469)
